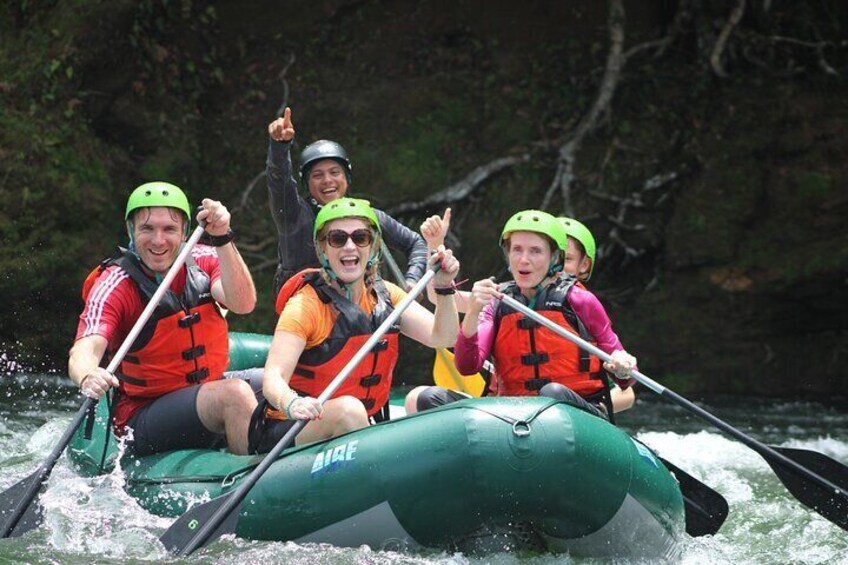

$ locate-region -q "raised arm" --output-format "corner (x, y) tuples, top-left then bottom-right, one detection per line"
(420, 208), (471, 312)
(267, 107), (303, 233)
(374, 208), (428, 286)
(398, 247), (460, 348)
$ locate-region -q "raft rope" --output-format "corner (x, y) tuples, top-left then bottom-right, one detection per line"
(463, 398), (561, 436)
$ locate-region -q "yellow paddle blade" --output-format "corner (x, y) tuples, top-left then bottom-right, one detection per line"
(432, 348), (486, 397)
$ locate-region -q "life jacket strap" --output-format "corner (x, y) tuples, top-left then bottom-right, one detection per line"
(525, 377), (551, 391)
(181, 345), (206, 361)
(293, 367), (315, 379)
(518, 318), (540, 330)
(178, 312), (201, 328)
(359, 374), (382, 387)
(521, 352), (550, 365)
(186, 367), (209, 383)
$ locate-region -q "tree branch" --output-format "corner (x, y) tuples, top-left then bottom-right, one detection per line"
(710, 0), (746, 78)
(386, 153), (530, 216)
(541, 0), (625, 215)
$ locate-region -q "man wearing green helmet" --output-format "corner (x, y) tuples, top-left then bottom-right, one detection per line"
(406, 209), (638, 420)
(266, 107), (428, 295)
(68, 182), (258, 455)
(248, 197), (460, 452)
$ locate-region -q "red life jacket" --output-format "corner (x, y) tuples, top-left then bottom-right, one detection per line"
(82, 248), (229, 399)
(270, 269), (400, 417)
(491, 275), (605, 398)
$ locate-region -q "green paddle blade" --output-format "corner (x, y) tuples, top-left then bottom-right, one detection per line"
(159, 492), (241, 555)
(768, 446), (848, 532)
(0, 471), (45, 537)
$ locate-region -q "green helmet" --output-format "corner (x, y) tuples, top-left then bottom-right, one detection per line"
(559, 217), (596, 279)
(314, 197), (382, 277)
(314, 197), (381, 237)
(125, 182), (191, 222)
(500, 210), (568, 253)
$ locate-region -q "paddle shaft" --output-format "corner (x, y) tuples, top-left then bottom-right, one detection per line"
(498, 293), (848, 509)
(380, 241), (408, 287)
(174, 266), (439, 556)
(0, 224), (207, 538)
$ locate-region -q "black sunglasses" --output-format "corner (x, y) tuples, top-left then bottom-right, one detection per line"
(322, 228), (374, 248)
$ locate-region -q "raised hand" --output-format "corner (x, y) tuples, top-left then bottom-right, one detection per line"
(268, 107), (296, 142)
(420, 208), (451, 250)
(197, 198), (232, 237)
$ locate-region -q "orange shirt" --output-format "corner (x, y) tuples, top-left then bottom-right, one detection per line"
(276, 281), (407, 346)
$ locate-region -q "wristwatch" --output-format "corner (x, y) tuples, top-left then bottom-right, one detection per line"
(203, 229), (236, 247)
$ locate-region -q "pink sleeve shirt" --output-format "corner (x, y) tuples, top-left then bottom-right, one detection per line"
(454, 284), (635, 388)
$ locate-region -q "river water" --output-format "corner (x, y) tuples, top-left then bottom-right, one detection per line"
(1, 372), (846, 564)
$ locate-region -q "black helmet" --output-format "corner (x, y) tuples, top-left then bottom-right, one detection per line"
(299, 140), (352, 187)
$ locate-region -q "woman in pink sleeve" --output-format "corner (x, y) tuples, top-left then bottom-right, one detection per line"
(405, 210), (637, 420)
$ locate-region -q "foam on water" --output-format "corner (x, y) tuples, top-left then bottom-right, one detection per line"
(2, 383), (847, 564)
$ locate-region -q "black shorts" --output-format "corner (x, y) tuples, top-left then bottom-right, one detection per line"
(247, 399), (298, 455)
(416, 386), (472, 412)
(126, 385), (225, 456)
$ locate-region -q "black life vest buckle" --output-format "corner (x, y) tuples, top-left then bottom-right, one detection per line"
(521, 352), (550, 365)
(181, 345), (206, 361)
(525, 378), (551, 391)
(293, 367), (315, 379)
(373, 340), (389, 352)
(178, 312), (201, 328)
(360, 374), (382, 387)
(361, 398), (376, 410)
(518, 318), (540, 330)
(186, 367), (210, 383)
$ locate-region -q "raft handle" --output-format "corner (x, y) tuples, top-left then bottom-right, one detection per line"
(512, 420), (531, 437)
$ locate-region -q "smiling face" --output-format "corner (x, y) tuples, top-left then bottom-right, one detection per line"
(506, 231), (555, 290)
(307, 159), (349, 204)
(131, 207), (186, 274)
(564, 236), (592, 281)
(319, 217), (373, 284)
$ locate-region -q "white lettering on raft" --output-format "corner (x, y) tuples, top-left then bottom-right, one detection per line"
(311, 439), (359, 476)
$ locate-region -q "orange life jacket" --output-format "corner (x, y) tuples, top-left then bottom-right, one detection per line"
(270, 269), (399, 417)
(491, 275), (605, 398)
(82, 248), (229, 399)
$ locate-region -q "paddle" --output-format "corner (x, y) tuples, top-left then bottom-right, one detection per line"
(159, 264), (441, 556)
(0, 224), (208, 538)
(498, 292), (848, 533)
(380, 242), (487, 395)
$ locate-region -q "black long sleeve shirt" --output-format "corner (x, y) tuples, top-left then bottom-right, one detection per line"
(267, 139), (428, 295)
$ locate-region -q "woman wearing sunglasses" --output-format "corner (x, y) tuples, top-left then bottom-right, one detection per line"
(248, 198), (460, 453)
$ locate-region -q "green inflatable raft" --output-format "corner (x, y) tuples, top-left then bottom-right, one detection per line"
(68, 333), (686, 559)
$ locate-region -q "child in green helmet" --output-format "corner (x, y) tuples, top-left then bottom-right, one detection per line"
(559, 216), (635, 412)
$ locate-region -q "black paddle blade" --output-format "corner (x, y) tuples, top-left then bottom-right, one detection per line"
(768, 446), (848, 532)
(0, 471), (45, 538)
(159, 492), (241, 555)
(659, 457), (728, 537)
